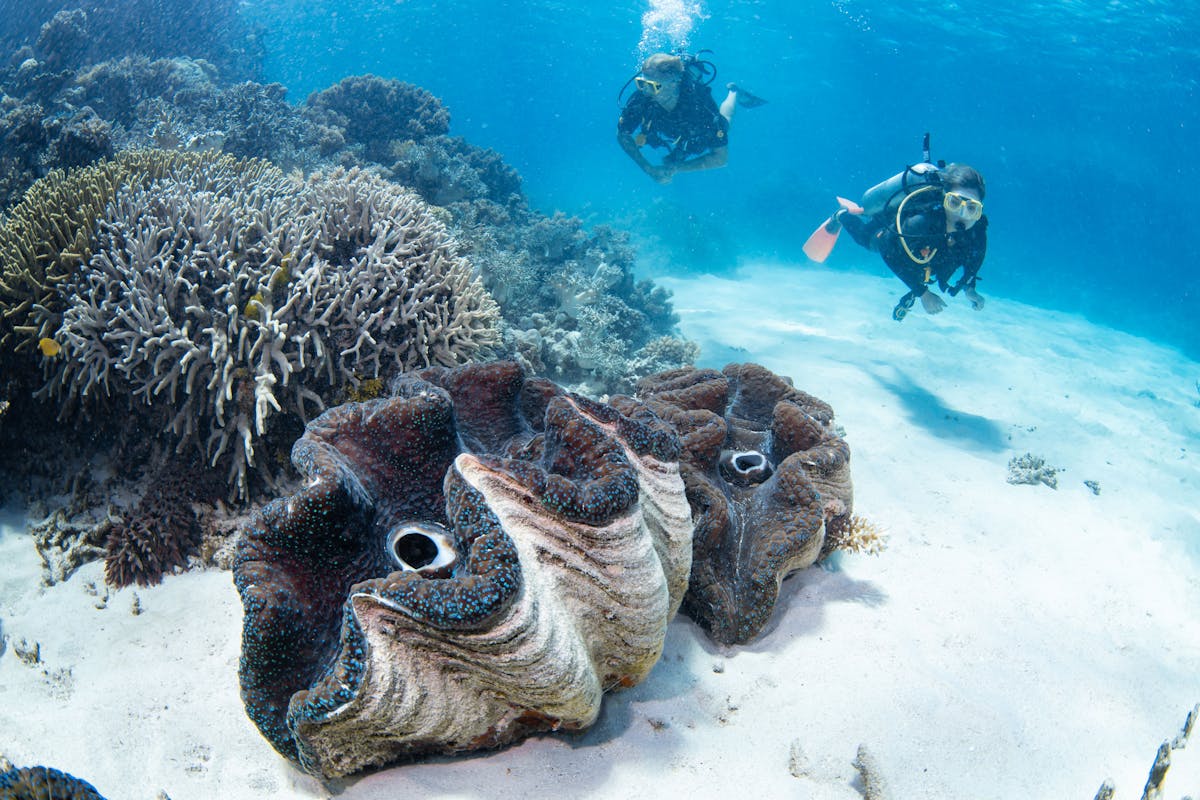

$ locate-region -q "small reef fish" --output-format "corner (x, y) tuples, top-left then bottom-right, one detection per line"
(38, 337), (61, 357)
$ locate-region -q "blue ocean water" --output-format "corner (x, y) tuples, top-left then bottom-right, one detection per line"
(240, 0), (1200, 359)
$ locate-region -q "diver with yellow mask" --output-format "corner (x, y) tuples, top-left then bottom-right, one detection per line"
(804, 136), (989, 321)
(617, 51), (766, 184)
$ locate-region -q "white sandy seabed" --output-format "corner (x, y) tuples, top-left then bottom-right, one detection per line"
(1, 262), (1198, 800)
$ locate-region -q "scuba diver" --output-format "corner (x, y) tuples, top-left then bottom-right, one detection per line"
(617, 51), (766, 184)
(803, 135), (988, 321)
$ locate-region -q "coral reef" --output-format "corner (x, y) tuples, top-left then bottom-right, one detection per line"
(456, 208), (694, 394)
(0, 149), (276, 352)
(1, 22), (691, 574)
(234, 361), (692, 777)
(24, 152), (498, 496)
(0, 47), (694, 396)
(389, 135), (521, 207)
(0, 54), (315, 212)
(0, 0), (263, 86)
(630, 363), (854, 644)
(304, 75), (451, 164)
(1006, 452), (1060, 489)
(0, 765), (106, 799)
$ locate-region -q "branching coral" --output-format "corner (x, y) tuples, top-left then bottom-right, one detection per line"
(28, 506), (112, 585)
(0, 149), (278, 353)
(455, 211), (692, 395)
(824, 513), (887, 557)
(29, 153), (499, 496)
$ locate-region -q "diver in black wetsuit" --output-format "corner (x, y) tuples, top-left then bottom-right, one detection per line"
(833, 163), (989, 319)
(617, 52), (764, 184)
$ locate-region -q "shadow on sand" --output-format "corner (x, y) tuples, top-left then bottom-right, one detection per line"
(868, 368), (1008, 453)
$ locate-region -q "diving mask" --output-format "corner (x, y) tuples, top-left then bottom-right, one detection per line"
(943, 191), (984, 222)
(635, 76), (663, 95)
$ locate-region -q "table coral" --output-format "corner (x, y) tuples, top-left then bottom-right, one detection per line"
(630, 363), (854, 644)
(234, 361), (692, 778)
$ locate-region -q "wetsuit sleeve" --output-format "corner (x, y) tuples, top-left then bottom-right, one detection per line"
(618, 95), (647, 135)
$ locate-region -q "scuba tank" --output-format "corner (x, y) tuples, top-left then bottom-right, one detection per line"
(859, 133), (946, 217)
(859, 162), (940, 217)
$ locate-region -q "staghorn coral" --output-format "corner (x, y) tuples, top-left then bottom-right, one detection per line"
(32, 155), (498, 496)
(0, 158), (125, 351)
(234, 361), (692, 778)
(0, 149), (278, 353)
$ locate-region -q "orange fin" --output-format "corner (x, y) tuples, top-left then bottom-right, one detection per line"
(802, 219), (840, 263)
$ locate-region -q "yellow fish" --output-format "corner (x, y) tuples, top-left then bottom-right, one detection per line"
(244, 292), (265, 320)
(38, 337), (61, 357)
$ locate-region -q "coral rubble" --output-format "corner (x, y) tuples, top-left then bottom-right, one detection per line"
(234, 361), (692, 777)
(631, 363), (855, 644)
(1006, 452), (1060, 489)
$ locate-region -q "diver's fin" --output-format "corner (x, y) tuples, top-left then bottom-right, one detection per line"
(836, 196), (864, 214)
(736, 89), (768, 108)
(803, 198), (864, 263)
(803, 218), (840, 263)
(727, 82), (768, 108)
